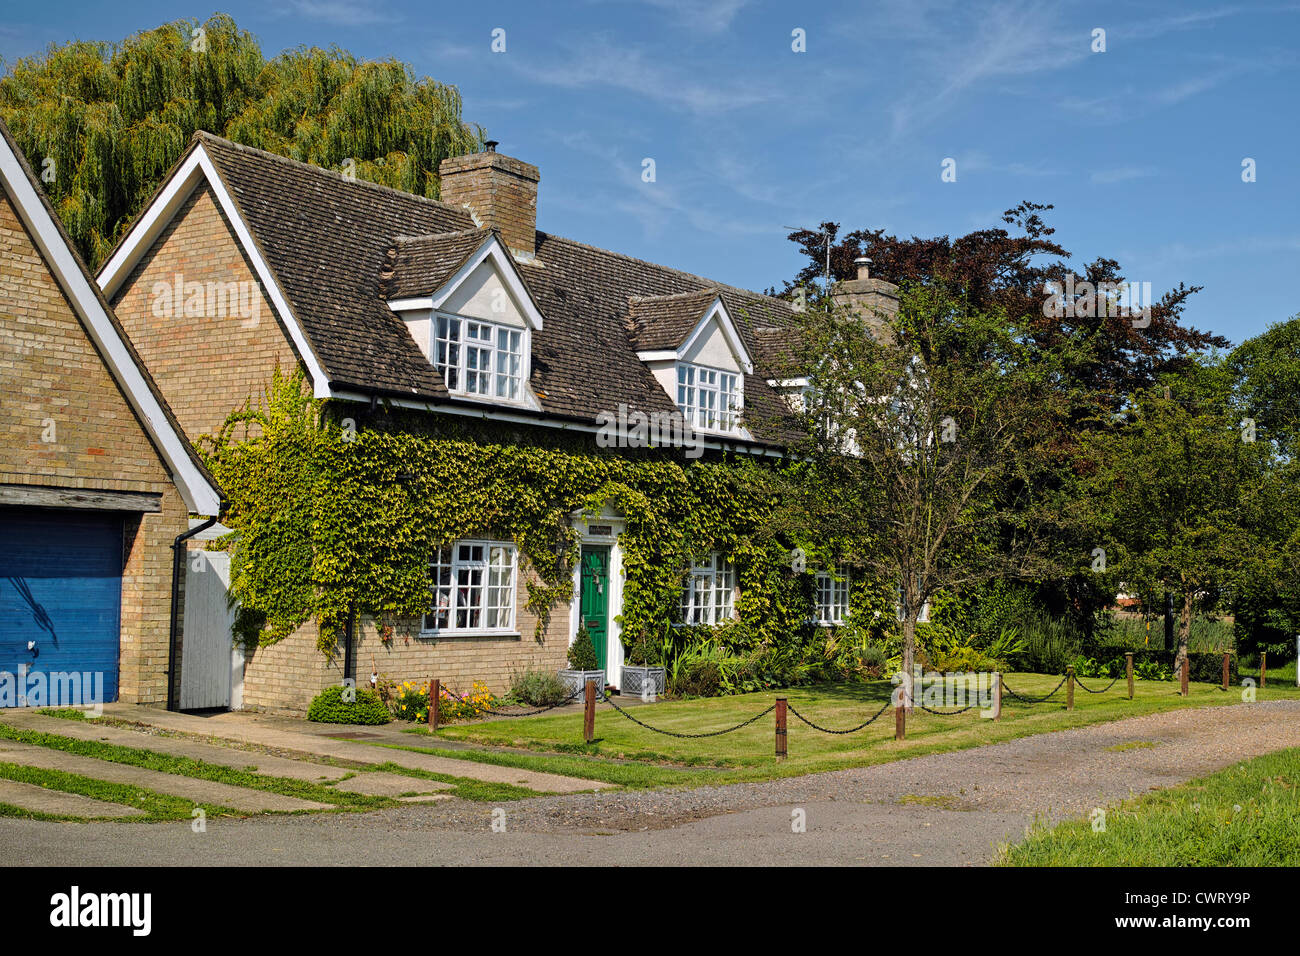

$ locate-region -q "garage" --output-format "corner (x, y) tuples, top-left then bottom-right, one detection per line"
(0, 508), (124, 707)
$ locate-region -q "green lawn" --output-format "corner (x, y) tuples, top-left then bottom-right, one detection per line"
(998, 747), (1300, 866)
(401, 673), (1300, 788)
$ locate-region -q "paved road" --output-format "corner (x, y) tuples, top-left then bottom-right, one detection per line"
(3, 701), (1296, 866)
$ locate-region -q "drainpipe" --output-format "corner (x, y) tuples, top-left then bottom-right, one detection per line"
(343, 605), (356, 687)
(167, 515), (220, 711)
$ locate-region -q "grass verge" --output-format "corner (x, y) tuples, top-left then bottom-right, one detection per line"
(0, 724), (391, 812)
(0, 762), (232, 822)
(415, 674), (1300, 788)
(997, 747), (1300, 865)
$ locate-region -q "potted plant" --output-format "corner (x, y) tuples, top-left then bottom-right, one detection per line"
(558, 624), (605, 699)
(621, 627), (667, 699)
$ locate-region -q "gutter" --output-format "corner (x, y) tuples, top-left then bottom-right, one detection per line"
(166, 514), (220, 711)
(329, 384), (791, 459)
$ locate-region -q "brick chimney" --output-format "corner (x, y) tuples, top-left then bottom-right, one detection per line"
(831, 257), (899, 339)
(439, 141), (539, 259)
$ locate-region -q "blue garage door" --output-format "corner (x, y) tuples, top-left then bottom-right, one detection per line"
(0, 508), (122, 707)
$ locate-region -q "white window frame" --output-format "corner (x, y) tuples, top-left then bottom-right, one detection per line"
(680, 553), (736, 625)
(433, 312), (529, 404)
(815, 566), (851, 625)
(676, 362), (743, 434)
(422, 540), (519, 636)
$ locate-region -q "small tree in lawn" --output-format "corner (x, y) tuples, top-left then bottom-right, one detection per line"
(1071, 357), (1276, 673)
(775, 283), (1077, 707)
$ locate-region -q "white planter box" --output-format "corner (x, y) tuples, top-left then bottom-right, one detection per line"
(558, 669), (606, 700)
(620, 665), (666, 699)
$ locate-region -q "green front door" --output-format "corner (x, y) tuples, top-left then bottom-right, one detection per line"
(580, 545), (610, 668)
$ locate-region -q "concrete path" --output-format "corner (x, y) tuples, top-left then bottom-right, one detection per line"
(1, 712), (349, 782)
(0, 739), (330, 814)
(2, 701), (1295, 865)
(0, 779), (145, 819)
(332, 772), (452, 797)
(98, 705), (610, 794)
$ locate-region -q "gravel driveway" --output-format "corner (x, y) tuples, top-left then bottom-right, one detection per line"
(3, 701), (1297, 866)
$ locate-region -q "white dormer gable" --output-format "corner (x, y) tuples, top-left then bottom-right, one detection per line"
(388, 232), (544, 409)
(636, 295), (755, 438)
(680, 297), (753, 375)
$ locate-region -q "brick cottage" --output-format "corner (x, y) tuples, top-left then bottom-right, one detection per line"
(94, 133), (898, 714)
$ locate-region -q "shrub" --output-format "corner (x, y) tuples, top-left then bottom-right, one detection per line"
(509, 668), (572, 707)
(306, 685), (391, 724)
(567, 626), (599, 671)
(855, 642), (888, 680)
(1014, 614), (1082, 674)
(626, 628), (665, 666)
(384, 679), (430, 721)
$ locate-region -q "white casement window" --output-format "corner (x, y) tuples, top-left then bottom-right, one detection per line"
(815, 566), (851, 625)
(424, 541), (518, 634)
(676, 363), (743, 433)
(433, 314), (525, 401)
(680, 553), (736, 625)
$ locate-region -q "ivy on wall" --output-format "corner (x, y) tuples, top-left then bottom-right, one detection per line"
(203, 369), (895, 659)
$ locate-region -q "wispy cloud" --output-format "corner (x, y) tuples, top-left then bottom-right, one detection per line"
(619, 0), (753, 34)
(1090, 166), (1158, 185)
(279, 0), (402, 26)
(507, 33), (784, 115)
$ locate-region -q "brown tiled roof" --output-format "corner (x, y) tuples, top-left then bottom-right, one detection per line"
(626, 288), (721, 351)
(194, 133), (802, 444)
(752, 325), (805, 378)
(382, 228), (492, 299)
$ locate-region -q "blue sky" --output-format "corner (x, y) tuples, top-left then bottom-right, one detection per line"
(3, 1), (1298, 344)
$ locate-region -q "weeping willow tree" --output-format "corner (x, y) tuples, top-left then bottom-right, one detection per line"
(0, 13), (484, 266)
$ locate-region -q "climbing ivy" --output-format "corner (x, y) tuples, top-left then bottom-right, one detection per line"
(203, 369), (885, 660)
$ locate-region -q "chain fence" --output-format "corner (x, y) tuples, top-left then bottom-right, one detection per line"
(1071, 672), (1123, 694)
(430, 661), (1132, 745)
(999, 674), (1068, 703)
(786, 698), (893, 734)
(602, 694), (776, 738)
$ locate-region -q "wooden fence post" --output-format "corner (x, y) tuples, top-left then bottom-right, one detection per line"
(1066, 666), (1075, 711)
(895, 701), (905, 741)
(428, 679), (440, 732)
(583, 678), (597, 744)
(1260, 651), (1267, 689)
(1180, 657), (1189, 697)
(775, 697), (787, 761)
(992, 672), (1002, 722)
(1126, 653), (1134, 700)
(1222, 653), (1230, 692)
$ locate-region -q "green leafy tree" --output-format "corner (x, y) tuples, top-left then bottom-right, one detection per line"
(1230, 314), (1300, 459)
(1072, 358), (1277, 671)
(771, 284), (1082, 704)
(0, 13), (482, 266)
(1230, 315), (1300, 659)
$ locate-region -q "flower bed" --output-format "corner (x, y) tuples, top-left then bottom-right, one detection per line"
(379, 678), (502, 723)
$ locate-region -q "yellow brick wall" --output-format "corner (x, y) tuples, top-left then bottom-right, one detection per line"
(0, 185), (190, 706)
(240, 565), (572, 714)
(108, 183), (298, 442)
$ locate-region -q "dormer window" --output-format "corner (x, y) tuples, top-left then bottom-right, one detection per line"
(677, 363), (743, 433)
(630, 290), (756, 440)
(434, 314), (525, 400)
(385, 230), (545, 411)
